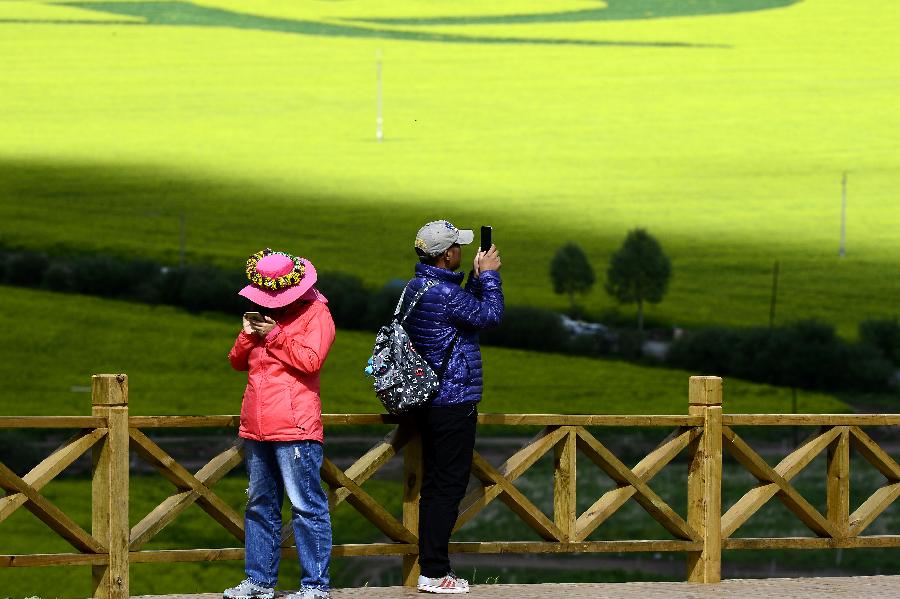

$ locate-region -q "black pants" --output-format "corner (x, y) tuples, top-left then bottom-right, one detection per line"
(414, 402), (478, 578)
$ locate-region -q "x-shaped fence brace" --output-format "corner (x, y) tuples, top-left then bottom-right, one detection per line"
(721, 425), (900, 540)
(127, 428), (246, 550)
(0, 428), (109, 554)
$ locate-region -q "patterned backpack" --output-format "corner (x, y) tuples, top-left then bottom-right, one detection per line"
(370, 280), (455, 414)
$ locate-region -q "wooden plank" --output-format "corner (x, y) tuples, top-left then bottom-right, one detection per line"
(0, 461), (105, 554)
(827, 427), (851, 538)
(470, 452), (565, 542)
(448, 540), (704, 554)
(130, 548), (245, 563)
(722, 427), (838, 539)
(323, 414), (402, 425)
(455, 426), (568, 531)
(332, 426), (412, 506)
(553, 428), (577, 541)
(686, 376), (722, 584)
(0, 416), (106, 429)
(779, 426), (843, 479)
(575, 427), (698, 542)
(724, 414), (900, 426)
(849, 482), (900, 537)
(0, 428), (107, 524)
(724, 535), (900, 550)
(128, 415), (241, 428)
(0, 553), (110, 567)
(721, 426), (842, 538)
(130, 491), (197, 550)
(477, 414), (702, 427)
(320, 458), (416, 544)
(575, 427), (701, 541)
(129, 544), (420, 563)
(401, 428), (422, 587)
(849, 426), (900, 480)
(128, 414), (704, 427)
(334, 543), (417, 557)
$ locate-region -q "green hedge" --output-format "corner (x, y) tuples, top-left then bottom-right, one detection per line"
(667, 320), (894, 392)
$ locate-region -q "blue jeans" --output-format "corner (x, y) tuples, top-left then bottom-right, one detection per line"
(243, 439), (331, 591)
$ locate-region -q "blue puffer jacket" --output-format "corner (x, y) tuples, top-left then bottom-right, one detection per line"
(401, 263), (504, 406)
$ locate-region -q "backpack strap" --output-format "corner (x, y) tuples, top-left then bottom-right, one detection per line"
(436, 332), (460, 380)
(395, 279), (439, 323)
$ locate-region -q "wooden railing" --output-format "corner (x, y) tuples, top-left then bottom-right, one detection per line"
(1, 374), (898, 598)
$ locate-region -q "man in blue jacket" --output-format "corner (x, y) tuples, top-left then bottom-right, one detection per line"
(403, 220), (504, 594)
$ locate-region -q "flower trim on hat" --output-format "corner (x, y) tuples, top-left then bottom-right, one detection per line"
(414, 237), (428, 252)
(245, 248), (306, 291)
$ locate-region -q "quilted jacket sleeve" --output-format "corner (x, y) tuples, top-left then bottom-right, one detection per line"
(265, 304), (337, 374)
(446, 270), (504, 330)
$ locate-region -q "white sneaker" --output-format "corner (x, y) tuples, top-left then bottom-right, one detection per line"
(417, 573), (469, 594)
(223, 578), (275, 599)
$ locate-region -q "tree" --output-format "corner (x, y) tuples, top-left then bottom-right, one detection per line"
(549, 242), (595, 316)
(605, 229), (671, 337)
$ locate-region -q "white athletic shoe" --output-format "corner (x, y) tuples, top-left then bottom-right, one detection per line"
(417, 573), (470, 594)
(223, 578), (275, 599)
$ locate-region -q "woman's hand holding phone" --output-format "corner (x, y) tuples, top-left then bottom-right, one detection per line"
(243, 312), (276, 336)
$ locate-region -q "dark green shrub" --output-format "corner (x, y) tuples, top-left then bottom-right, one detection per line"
(859, 318), (900, 365)
(566, 332), (614, 357)
(179, 265), (245, 313)
(4, 251), (49, 286)
(70, 256), (160, 298)
(482, 306), (568, 352)
(41, 261), (76, 292)
(365, 279), (407, 330)
(669, 320), (892, 392)
(845, 343), (895, 391)
(316, 272), (370, 329)
(667, 327), (743, 375)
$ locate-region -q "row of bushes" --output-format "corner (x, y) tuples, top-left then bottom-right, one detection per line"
(667, 319), (900, 392)
(1, 249), (897, 392)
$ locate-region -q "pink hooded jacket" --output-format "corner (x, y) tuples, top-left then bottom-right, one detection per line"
(228, 300), (336, 443)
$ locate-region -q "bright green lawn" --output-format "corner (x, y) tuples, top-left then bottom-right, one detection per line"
(0, 1), (899, 336)
(0, 286), (847, 416)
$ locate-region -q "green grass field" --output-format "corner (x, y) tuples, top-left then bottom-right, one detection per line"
(0, 285), (847, 416)
(1, 0), (899, 336)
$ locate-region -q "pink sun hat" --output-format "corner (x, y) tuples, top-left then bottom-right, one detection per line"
(238, 249), (325, 308)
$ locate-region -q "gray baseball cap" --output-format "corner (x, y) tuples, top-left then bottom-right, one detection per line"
(414, 220), (474, 257)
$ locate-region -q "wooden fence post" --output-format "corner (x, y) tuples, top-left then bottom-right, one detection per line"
(827, 426), (850, 539)
(686, 376), (722, 583)
(553, 427), (577, 541)
(91, 374), (130, 599)
(401, 425), (422, 587)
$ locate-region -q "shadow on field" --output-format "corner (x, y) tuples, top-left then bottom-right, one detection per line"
(0, 1), (727, 49)
(352, 0), (802, 26)
(0, 156), (589, 279)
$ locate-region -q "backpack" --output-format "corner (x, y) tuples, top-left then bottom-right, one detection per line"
(370, 280), (456, 414)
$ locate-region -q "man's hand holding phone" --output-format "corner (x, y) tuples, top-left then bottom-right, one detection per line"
(476, 244), (502, 275)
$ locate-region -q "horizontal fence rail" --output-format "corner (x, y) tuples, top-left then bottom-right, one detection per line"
(0, 374), (898, 598)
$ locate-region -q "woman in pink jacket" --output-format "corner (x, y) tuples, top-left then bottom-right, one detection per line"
(224, 249), (335, 599)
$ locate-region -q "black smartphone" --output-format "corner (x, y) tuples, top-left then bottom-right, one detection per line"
(480, 225), (492, 252)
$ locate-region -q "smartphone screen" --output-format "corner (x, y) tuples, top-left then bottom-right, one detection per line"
(480, 225), (492, 252)
(244, 311), (265, 323)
